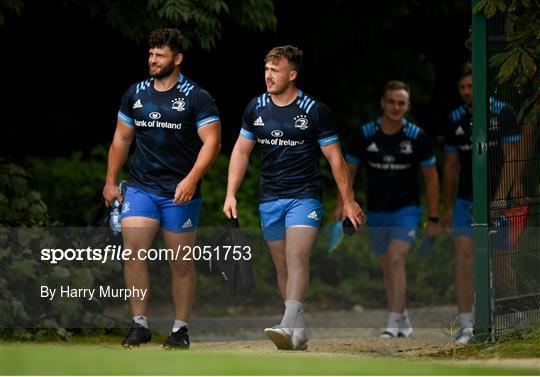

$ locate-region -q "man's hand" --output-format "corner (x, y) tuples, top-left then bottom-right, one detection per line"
(223, 195), (238, 219)
(441, 209), (453, 234)
(174, 176), (198, 204)
(103, 183), (122, 207)
(342, 201), (366, 229)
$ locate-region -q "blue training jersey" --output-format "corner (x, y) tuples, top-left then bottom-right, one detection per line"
(346, 118), (436, 212)
(240, 90), (338, 203)
(117, 74), (220, 198)
(444, 97), (519, 201)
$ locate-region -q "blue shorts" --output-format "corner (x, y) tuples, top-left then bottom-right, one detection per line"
(259, 198), (322, 241)
(367, 205), (421, 255)
(452, 198), (474, 238)
(120, 187), (202, 233)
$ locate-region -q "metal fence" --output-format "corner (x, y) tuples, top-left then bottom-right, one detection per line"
(472, 2), (540, 340)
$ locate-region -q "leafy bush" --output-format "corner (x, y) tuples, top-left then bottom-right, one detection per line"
(28, 147), (111, 226)
(0, 160), (121, 340)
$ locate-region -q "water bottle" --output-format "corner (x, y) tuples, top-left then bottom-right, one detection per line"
(109, 201), (121, 235)
(109, 181), (126, 235)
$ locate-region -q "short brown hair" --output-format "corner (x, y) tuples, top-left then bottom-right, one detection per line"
(265, 45), (303, 72)
(459, 62), (472, 80)
(148, 28), (184, 54)
(383, 80), (410, 96)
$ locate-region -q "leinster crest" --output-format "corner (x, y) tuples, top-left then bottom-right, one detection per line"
(171, 98), (186, 112)
(399, 140), (413, 154)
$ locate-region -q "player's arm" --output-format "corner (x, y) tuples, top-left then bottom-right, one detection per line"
(492, 107), (521, 206)
(442, 151), (458, 232)
(492, 141), (520, 204)
(511, 123), (536, 198)
(422, 164), (440, 238)
(174, 121), (221, 204)
(223, 135), (256, 219)
(334, 161), (358, 222)
(103, 120), (135, 206)
(321, 143), (365, 228)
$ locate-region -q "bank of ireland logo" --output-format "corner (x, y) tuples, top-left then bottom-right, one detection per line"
(271, 130), (283, 138)
(121, 202), (130, 213)
(400, 140), (413, 154)
(294, 114), (309, 130)
(149, 112), (161, 120)
(171, 97), (186, 112)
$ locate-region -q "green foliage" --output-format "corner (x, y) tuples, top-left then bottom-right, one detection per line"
(200, 153), (261, 227)
(0, 161), (49, 226)
(28, 146), (111, 226)
(0, 0), (23, 26)
(474, 0), (540, 123)
(2, 0), (276, 50)
(0, 160), (120, 340)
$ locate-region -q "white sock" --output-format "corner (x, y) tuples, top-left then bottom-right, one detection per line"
(385, 312), (401, 336)
(458, 312), (473, 328)
(172, 319), (188, 333)
(133, 315), (148, 329)
(398, 309), (413, 336)
(280, 300), (301, 330)
(293, 305), (308, 342)
(401, 309), (412, 328)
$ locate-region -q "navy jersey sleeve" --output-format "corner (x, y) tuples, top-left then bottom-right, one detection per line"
(444, 116), (459, 153)
(314, 103), (339, 146)
(345, 126), (364, 166)
(499, 104), (520, 145)
(417, 129), (436, 168)
(117, 85), (136, 126)
(193, 89), (220, 128)
(239, 97), (257, 141)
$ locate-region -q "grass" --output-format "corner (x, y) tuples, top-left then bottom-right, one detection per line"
(429, 329), (540, 359)
(1, 342), (538, 376)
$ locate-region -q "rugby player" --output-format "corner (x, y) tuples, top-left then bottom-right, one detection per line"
(223, 45), (365, 350)
(339, 80), (440, 338)
(103, 28), (221, 349)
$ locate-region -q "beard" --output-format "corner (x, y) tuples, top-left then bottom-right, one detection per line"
(149, 61), (176, 79)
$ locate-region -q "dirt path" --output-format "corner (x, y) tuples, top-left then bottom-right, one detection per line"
(120, 304), (466, 357)
(193, 337), (453, 358)
(103, 304), (539, 367)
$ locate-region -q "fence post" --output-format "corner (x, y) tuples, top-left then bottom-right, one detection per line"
(471, 0), (492, 342)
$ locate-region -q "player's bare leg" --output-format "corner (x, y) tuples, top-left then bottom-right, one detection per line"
(161, 229), (197, 349)
(122, 216), (160, 318)
(378, 252), (393, 310)
(268, 240), (287, 299)
(120, 216), (160, 347)
(163, 229), (198, 323)
(455, 237), (473, 315)
(265, 227), (317, 350)
(453, 236), (474, 344)
(379, 240), (412, 338)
